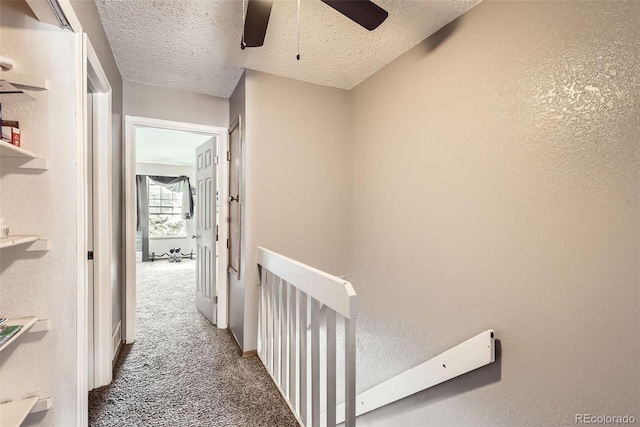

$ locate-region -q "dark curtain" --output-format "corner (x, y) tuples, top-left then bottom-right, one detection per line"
(136, 175), (150, 261)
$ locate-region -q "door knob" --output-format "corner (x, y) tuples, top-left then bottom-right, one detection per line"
(192, 235), (200, 239)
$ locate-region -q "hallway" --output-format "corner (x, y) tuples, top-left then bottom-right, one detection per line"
(88, 259), (299, 427)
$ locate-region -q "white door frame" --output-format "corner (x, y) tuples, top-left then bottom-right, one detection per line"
(124, 115), (229, 343)
(83, 35), (114, 390)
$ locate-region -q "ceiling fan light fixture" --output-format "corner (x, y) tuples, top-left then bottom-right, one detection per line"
(320, 0), (388, 31)
(240, 0), (388, 52)
(242, 0), (274, 48)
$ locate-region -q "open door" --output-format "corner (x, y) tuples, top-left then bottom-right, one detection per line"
(195, 138), (217, 324)
(228, 117), (241, 280)
(86, 88), (95, 391)
(84, 34), (114, 392)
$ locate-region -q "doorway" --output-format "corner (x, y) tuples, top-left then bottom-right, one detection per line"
(84, 35), (113, 393)
(124, 117), (229, 343)
(135, 127), (215, 325)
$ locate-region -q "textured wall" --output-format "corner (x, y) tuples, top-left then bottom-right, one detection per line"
(123, 80), (229, 128)
(242, 70), (351, 350)
(0, 1), (79, 425)
(70, 0), (125, 337)
(228, 71), (246, 347)
(349, 1), (639, 425)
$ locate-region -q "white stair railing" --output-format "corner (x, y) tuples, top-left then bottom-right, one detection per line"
(257, 247), (356, 427)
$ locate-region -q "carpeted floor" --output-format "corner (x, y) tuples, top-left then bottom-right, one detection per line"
(88, 259), (299, 427)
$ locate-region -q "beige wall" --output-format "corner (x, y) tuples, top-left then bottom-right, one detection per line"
(124, 80), (229, 128)
(349, 1), (639, 425)
(239, 70), (351, 350)
(70, 0), (125, 337)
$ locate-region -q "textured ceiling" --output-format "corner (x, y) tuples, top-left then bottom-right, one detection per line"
(95, 0), (480, 98)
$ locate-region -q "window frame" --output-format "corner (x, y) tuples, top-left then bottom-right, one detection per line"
(147, 181), (187, 238)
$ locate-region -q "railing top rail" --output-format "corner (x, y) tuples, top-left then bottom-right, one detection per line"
(257, 247), (356, 319)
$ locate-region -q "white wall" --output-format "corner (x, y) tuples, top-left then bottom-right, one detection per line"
(238, 70), (351, 351)
(124, 80), (229, 128)
(0, 2), (79, 425)
(70, 0), (124, 343)
(136, 162), (197, 256)
(349, 1), (639, 425)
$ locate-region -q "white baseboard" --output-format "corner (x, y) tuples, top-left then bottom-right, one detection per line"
(112, 321), (122, 362)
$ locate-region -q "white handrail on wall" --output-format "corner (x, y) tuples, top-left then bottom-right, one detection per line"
(325, 329), (496, 424)
(257, 247), (357, 427)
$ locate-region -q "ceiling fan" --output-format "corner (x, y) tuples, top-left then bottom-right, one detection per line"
(241, 0), (389, 49)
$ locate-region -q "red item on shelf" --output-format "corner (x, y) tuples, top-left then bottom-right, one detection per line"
(1, 126), (20, 147)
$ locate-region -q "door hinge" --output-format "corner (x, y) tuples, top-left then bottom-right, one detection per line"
(87, 251), (94, 260)
(214, 296), (218, 304)
(215, 225), (219, 242)
(227, 238), (230, 249)
(215, 155), (219, 165)
(226, 150), (231, 161)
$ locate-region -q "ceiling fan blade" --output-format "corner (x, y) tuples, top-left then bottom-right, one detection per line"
(321, 0), (388, 31)
(242, 0), (274, 48)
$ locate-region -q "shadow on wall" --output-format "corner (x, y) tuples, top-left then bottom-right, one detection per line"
(0, 250), (48, 272)
(0, 166), (48, 179)
(361, 340), (503, 423)
(0, 0), (37, 30)
(421, 15), (463, 54)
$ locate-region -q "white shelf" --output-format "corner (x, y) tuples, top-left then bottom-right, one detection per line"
(0, 236), (39, 249)
(2, 238), (50, 252)
(0, 317), (51, 353)
(0, 72), (47, 102)
(0, 79), (33, 102)
(0, 71), (48, 91)
(0, 140), (37, 159)
(10, 239), (50, 252)
(0, 396), (52, 427)
(0, 396), (38, 427)
(0, 140), (48, 170)
(0, 317), (38, 353)
(31, 397), (52, 414)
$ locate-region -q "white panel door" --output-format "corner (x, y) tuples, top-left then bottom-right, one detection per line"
(86, 90), (95, 390)
(195, 139), (217, 324)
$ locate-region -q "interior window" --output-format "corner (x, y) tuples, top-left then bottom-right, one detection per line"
(148, 182), (185, 237)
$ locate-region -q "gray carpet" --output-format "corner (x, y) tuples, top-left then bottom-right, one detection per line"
(89, 259), (300, 427)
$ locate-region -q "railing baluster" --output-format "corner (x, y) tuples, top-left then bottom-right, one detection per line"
(265, 270), (272, 373)
(298, 290), (308, 425)
(326, 309), (337, 426)
(259, 266), (265, 359)
(273, 275), (280, 382)
(280, 278), (287, 389)
(310, 298), (320, 427)
(289, 281), (296, 410)
(345, 316), (356, 427)
(282, 281), (291, 397)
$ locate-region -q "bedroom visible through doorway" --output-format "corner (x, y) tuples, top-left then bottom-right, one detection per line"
(135, 126), (217, 325)
(135, 127), (209, 266)
(123, 119), (229, 347)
